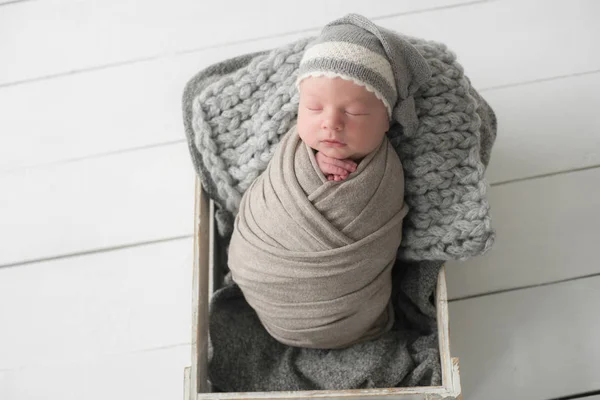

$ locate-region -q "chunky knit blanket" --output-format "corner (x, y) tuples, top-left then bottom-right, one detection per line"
(184, 36), (496, 261)
(229, 126), (409, 349)
(182, 32), (497, 392)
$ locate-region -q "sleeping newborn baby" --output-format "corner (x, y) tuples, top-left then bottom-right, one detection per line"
(299, 76), (389, 181)
(228, 16), (418, 349)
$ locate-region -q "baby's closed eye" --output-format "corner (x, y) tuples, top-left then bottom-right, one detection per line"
(344, 102), (371, 116)
(344, 107), (369, 116)
(304, 101), (323, 111)
(345, 109), (369, 116)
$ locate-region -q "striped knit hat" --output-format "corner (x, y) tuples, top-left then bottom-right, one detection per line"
(297, 20), (397, 118)
(296, 14), (432, 130)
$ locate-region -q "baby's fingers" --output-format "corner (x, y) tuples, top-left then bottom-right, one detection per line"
(316, 160), (349, 177)
(324, 165), (350, 177)
(327, 174), (349, 182)
(316, 152), (357, 173)
(329, 158), (357, 173)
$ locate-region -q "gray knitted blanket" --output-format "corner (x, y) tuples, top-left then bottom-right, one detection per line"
(182, 34), (497, 392)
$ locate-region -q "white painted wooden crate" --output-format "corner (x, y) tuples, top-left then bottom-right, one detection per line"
(184, 178), (462, 399)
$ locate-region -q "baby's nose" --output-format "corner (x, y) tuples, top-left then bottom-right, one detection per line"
(321, 111), (343, 131)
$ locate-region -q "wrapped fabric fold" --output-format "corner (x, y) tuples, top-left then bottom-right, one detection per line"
(229, 127), (409, 349)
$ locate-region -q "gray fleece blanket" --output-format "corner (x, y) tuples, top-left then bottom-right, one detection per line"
(182, 22), (497, 392)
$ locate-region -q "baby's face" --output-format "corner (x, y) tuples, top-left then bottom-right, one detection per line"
(297, 76), (390, 161)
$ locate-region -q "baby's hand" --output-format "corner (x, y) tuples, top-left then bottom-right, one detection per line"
(315, 152), (357, 181)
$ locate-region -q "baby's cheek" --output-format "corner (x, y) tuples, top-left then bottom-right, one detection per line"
(297, 115), (317, 144)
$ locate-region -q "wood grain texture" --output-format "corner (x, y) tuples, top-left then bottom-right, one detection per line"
(0, 239), (192, 369)
(0, 143), (195, 267)
(446, 167), (600, 299)
(449, 275), (600, 400)
(184, 367), (192, 400)
(0, 0), (469, 85)
(191, 182), (211, 394)
(0, 345), (190, 400)
(436, 267), (455, 393)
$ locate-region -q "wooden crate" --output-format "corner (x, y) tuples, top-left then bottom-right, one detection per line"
(184, 178), (462, 400)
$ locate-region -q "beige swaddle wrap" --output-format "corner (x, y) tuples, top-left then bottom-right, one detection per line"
(228, 126), (408, 349)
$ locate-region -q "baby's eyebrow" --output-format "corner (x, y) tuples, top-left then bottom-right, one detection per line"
(301, 92), (323, 99)
(346, 98), (373, 107)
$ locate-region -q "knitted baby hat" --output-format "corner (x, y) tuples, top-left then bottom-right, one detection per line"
(297, 14), (432, 132)
(297, 22), (397, 118)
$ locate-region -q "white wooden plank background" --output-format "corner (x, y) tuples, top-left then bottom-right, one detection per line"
(449, 275), (600, 400)
(0, 345), (190, 400)
(2, 0), (598, 90)
(3, 0), (600, 172)
(446, 167), (600, 300)
(0, 144), (194, 267)
(2, 0), (599, 398)
(0, 34), (308, 172)
(482, 72), (600, 184)
(0, 239), (192, 369)
(0, 0), (470, 85)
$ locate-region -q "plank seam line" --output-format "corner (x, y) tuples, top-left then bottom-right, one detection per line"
(491, 163), (600, 187)
(0, 139), (185, 174)
(549, 389), (600, 400)
(449, 271), (600, 303)
(0, 342), (191, 373)
(0, 234), (193, 270)
(480, 69), (600, 92)
(0, 0), (36, 7)
(0, 0), (492, 89)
